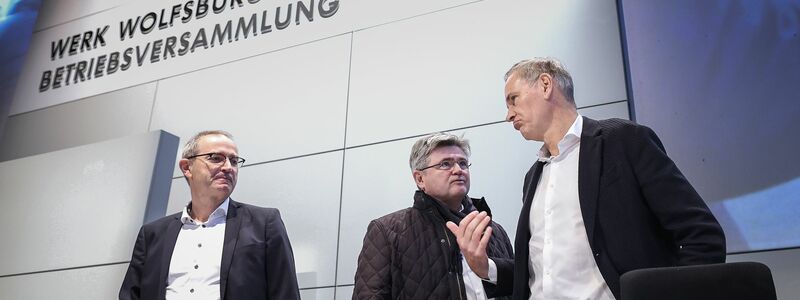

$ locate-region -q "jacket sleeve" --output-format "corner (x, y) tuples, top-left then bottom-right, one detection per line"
(264, 209), (302, 300)
(353, 220), (392, 300)
(483, 221), (515, 298)
(484, 258), (514, 297)
(629, 124), (726, 265)
(119, 227), (146, 300)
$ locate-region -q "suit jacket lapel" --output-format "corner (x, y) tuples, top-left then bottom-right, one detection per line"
(219, 199), (242, 299)
(158, 216), (183, 299)
(512, 161), (546, 300)
(578, 116), (602, 245)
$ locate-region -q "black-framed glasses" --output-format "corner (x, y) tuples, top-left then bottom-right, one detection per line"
(418, 159), (471, 171)
(187, 152), (246, 168)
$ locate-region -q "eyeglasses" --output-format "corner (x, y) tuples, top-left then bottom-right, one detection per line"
(418, 159), (471, 171)
(187, 152), (246, 168)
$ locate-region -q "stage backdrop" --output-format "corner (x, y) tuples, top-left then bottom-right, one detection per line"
(622, 1), (800, 298)
(623, 0), (800, 254)
(1, 0), (629, 298)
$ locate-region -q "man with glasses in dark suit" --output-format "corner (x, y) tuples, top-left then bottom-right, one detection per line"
(120, 130), (301, 300)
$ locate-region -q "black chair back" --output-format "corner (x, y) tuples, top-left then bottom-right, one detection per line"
(620, 262), (777, 300)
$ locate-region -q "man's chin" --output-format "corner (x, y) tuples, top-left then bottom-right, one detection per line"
(521, 131), (544, 142)
(450, 181), (469, 188)
(212, 183), (235, 194)
(450, 187), (469, 198)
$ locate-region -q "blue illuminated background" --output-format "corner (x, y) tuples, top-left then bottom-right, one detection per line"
(0, 0), (41, 134)
(621, 0), (800, 253)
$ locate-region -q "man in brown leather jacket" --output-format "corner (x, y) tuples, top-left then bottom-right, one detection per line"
(353, 132), (514, 300)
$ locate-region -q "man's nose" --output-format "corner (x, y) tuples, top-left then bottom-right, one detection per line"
(220, 159), (235, 171)
(506, 109), (515, 122)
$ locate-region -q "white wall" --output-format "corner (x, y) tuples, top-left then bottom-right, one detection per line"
(0, 130), (178, 299)
(1, 0), (629, 298)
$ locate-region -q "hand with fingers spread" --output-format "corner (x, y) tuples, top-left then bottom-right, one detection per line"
(446, 210), (494, 279)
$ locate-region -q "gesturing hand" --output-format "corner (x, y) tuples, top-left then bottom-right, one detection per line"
(445, 211), (493, 279)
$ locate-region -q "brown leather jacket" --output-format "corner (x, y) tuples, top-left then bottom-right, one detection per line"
(353, 191), (514, 300)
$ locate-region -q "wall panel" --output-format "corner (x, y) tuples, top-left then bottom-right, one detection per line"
(150, 34), (351, 177)
(0, 131), (177, 276)
(345, 0), (626, 147)
(335, 285), (354, 300)
(0, 263), (129, 300)
(0, 82), (156, 161)
(35, 0), (132, 30)
(300, 287), (335, 300)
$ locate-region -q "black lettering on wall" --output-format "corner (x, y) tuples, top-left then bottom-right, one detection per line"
(236, 13), (258, 40)
(296, 0), (313, 25)
(108, 52), (120, 75)
(95, 54), (107, 78)
(212, 0), (226, 14)
(178, 31), (192, 55)
(275, 4), (292, 30)
(141, 12), (158, 34)
(164, 36), (178, 60)
(183, 1), (195, 23)
(121, 48), (133, 71)
(120, 16), (140, 40)
(211, 20), (232, 46)
(40, 71), (52, 92)
(192, 28), (209, 52)
(151, 39), (163, 63)
(320, 0), (338, 18)
(135, 43), (151, 67)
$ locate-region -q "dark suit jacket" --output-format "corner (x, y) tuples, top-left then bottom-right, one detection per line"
(119, 199), (301, 300)
(503, 117), (726, 299)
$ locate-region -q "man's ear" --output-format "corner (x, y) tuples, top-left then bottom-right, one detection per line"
(539, 73), (553, 98)
(412, 170), (425, 191)
(179, 159), (192, 178)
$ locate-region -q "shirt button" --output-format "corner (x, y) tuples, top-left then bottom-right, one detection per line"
(190, 288), (194, 293)
(198, 243), (202, 248)
(202, 224), (206, 228)
(194, 264), (199, 269)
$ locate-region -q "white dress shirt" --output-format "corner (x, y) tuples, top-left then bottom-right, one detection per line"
(166, 198), (229, 300)
(463, 256), (498, 300)
(528, 115), (615, 300)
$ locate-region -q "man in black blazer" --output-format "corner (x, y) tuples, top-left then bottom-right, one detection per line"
(447, 58), (725, 299)
(119, 130), (301, 300)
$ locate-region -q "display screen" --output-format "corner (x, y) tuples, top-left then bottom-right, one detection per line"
(625, 0), (800, 253)
(0, 0), (42, 113)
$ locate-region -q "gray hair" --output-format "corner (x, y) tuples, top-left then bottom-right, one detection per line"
(409, 132), (471, 170)
(504, 57), (575, 102)
(181, 130), (235, 158)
